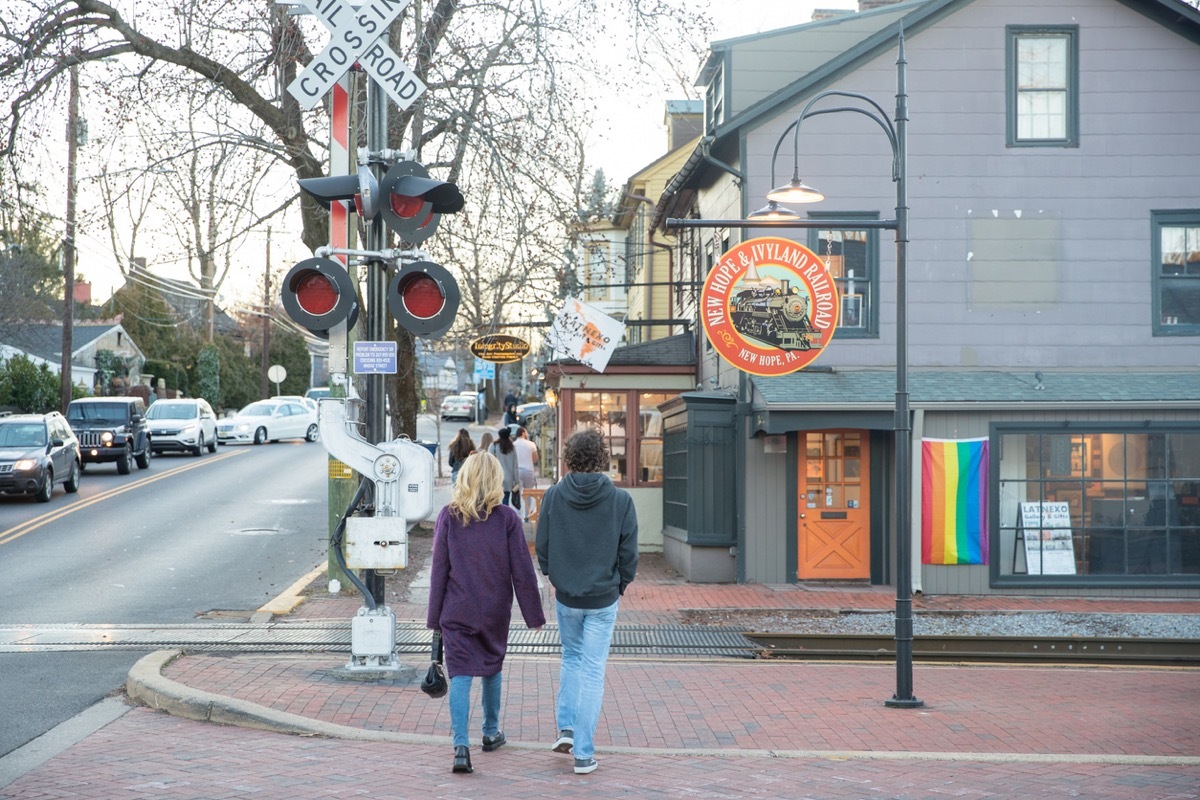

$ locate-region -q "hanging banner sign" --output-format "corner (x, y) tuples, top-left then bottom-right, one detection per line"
(470, 334), (531, 364)
(700, 236), (839, 376)
(547, 297), (626, 373)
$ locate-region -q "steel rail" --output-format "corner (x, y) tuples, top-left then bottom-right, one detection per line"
(744, 633), (1200, 666)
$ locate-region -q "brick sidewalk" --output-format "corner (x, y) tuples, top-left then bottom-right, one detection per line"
(4, 520), (1199, 799)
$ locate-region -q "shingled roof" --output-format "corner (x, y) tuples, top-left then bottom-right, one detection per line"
(753, 369), (1200, 408)
(549, 332), (696, 371)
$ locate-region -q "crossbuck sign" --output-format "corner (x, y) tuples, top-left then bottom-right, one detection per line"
(287, 0), (427, 111)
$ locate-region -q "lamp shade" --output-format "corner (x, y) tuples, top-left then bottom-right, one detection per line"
(747, 200), (800, 221)
(767, 178), (825, 204)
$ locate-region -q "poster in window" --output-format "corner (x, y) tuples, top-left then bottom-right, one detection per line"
(1019, 501), (1076, 575)
(842, 294), (863, 327)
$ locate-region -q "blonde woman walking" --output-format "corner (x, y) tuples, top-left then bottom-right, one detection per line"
(427, 452), (546, 774)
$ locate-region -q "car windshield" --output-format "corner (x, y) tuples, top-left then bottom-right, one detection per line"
(0, 423), (46, 448)
(146, 404), (197, 420)
(67, 403), (125, 422)
(240, 403), (276, 417)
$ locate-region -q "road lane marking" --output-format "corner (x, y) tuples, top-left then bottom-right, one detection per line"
(0, 450), (249, 546)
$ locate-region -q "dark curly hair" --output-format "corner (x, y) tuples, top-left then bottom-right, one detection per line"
(563, 428), (608, 474)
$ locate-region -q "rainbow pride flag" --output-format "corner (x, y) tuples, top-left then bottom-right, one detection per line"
(921, 438), (989, 565)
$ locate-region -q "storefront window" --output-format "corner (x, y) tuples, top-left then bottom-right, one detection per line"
(571, 390), (678, 486)
(638, 392), (673, 483)
(994, 425), (1200, 582)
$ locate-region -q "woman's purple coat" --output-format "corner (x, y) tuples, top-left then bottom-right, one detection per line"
(427, 503), (546, 677)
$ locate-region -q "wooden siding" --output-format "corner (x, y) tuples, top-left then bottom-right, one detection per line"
(736, 0), (1200, 371)
(742, 430), (795, 584)
(919, 408), (1200, 597)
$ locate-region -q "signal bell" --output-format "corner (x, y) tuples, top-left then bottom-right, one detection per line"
(387, 261), (460, 338)
(280, 257), (360, 338)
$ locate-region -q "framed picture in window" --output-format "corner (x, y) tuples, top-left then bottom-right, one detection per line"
(842, 294), (863, 327)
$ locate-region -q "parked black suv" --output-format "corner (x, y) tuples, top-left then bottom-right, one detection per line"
(66, 396), (152, 475)
(0, 412), (82, 502)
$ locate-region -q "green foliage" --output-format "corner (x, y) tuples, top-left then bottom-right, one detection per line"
(105, 278), (184, 357)
(144, 358), (190, 396)
(0, 220), (63, 327)
(197, 345), (220, 408)
(210, 334), (259, 412)
(93, 349), (124, 395)
(0, 354), (62, 413)
(267, 327), (312, 396)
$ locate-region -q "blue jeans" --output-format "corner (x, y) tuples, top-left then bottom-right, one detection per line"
(555, 599), (618, 761)
(449, 673), (501, 748)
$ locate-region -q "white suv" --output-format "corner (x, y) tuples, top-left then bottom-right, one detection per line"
(146, 398), (218, 456)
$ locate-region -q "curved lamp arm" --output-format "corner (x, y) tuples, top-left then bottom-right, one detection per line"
(787, 91), (900, 182)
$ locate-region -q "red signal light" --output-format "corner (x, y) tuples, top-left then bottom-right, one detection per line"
(293, 271), (339, 316)
(389, 194), (425, 219)
(400, 273), (445, 318)
(280, 258), (359, 339)
(388, 261), (460, 338)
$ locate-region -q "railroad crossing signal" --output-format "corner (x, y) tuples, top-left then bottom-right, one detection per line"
(387, 261), (460, 338)
(378, 161), (464, 244)
(286, 0), (426, 112)
(280, 257), (360, 338)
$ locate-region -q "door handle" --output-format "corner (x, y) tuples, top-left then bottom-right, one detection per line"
(799, 513), (806, 519)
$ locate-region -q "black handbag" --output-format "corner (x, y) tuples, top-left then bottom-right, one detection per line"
(420, 631), (448, 698)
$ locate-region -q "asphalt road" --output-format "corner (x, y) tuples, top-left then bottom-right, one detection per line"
(0, 438), (330, 756)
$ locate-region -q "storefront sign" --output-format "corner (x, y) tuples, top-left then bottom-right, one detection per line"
(470, 334), (530, 364)
(700, 236), (839, 376)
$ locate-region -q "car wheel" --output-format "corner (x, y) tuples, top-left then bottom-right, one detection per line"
(117, 447), (133, 475)
(136, 445), (151, 469)
(305, 423), (319, 443)
(253, 427), (267, 445)
(35, 470), (53, 503)
(64, 459), (80, 493)
(207, 436), (217, 453)
(193, 435), (205, 457)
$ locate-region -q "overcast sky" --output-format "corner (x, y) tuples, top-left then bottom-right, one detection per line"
(591, 0), (857, 180)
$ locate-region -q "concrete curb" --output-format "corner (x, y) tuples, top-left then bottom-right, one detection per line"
(122, 650), (1200, 767)
(125, 650), (445, 745)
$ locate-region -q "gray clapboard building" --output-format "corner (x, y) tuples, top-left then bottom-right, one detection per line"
(654, 0), (1200, 596)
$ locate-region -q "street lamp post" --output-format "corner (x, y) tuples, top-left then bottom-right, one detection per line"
(666, 29), (921, 708)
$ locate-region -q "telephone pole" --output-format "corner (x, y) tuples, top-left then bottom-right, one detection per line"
(261, 228), (272, 399)
(59, 60), (80, 411)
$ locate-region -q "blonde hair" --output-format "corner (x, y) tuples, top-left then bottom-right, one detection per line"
(448, 451), (504, 524)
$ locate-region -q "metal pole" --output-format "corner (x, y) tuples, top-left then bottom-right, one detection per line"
(261, 228), (271, 400)
(364, 78), (388, 606)
(884, 28), (922, 709)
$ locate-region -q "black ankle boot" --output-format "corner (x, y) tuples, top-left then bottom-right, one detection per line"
(452, 745), (473, 773)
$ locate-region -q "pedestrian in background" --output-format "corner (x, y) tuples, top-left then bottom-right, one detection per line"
(447, 429), (475, 484)
(427, 452), (546, 775)
(513, 426), (539, 492)
(488, 427), (521, 510)
(535, 428), (638, 775)
(477, 431), (494, 456)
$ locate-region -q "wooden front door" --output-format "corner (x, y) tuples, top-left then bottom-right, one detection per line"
(798, 431), (871, 580)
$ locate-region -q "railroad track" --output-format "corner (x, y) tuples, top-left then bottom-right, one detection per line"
(744, 633), (1200, 666)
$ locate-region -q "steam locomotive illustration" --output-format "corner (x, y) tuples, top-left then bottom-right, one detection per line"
(729, 280), (822, 351)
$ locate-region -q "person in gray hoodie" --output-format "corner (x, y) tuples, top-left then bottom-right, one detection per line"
(535, 428), (638, 775)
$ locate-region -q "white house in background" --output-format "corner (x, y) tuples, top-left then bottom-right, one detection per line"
(0, 322), (146, 391)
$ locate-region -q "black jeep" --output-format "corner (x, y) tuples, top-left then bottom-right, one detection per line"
(66, 396), (152, 475)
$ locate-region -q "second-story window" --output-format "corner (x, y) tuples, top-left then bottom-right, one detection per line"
(807, 213), (879, 338)
(1153, 210), (1200, 336)
(1007, 26), (1078, 147)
